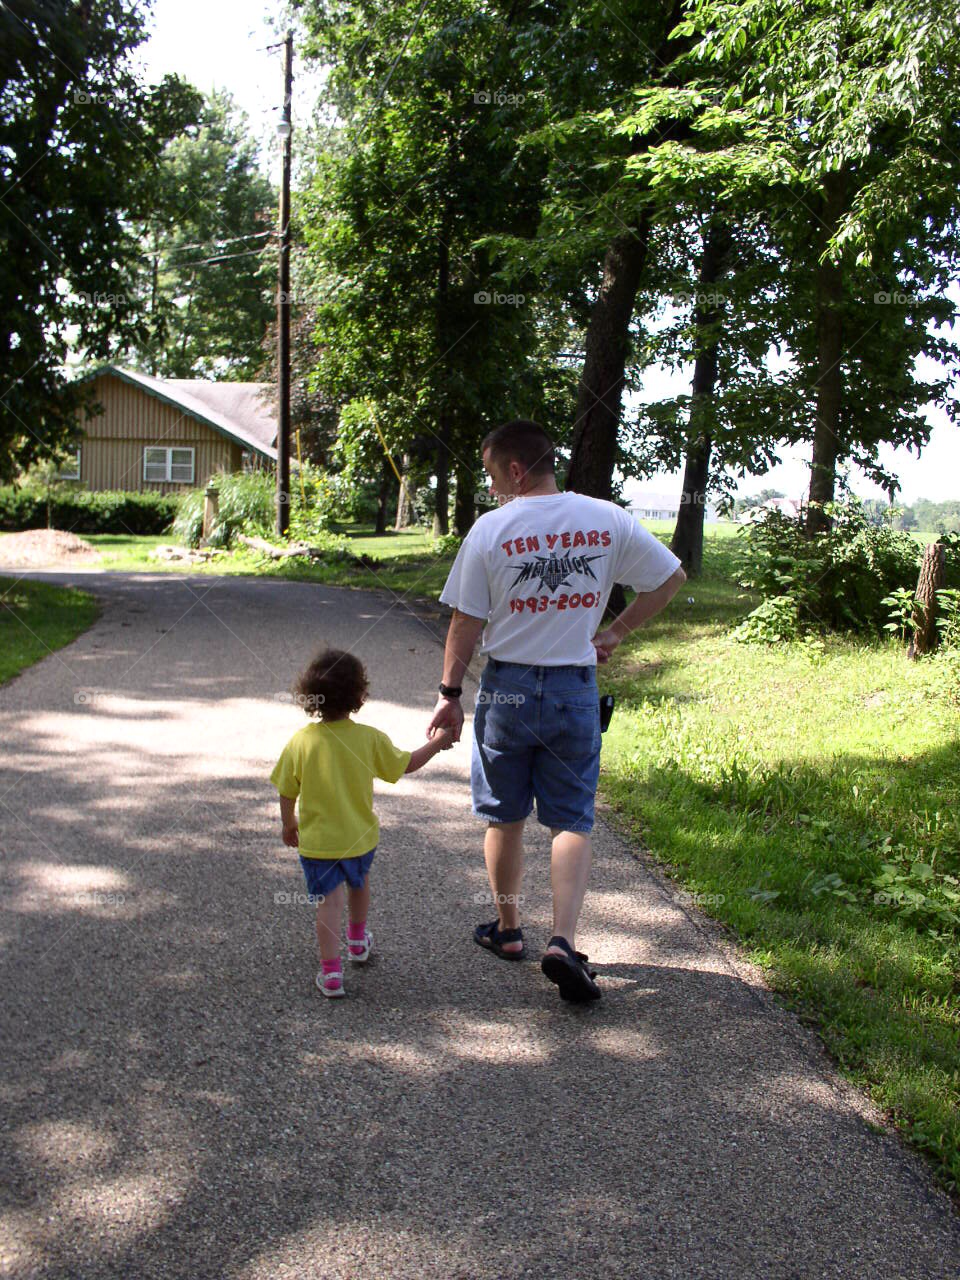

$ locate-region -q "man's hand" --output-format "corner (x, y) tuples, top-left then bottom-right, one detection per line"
(592, 569), (686, 662)
(592, 627), (621, 664)
(427, 696), (465, 742)
(281, 824), (299, 848)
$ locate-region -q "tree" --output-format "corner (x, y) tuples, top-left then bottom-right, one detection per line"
(486, 0), (690, 501)
(0, 0), (201, 479)
(646, 0), (960, 533)
(297, 0), (575, 534)
(129, 91), (277, 379)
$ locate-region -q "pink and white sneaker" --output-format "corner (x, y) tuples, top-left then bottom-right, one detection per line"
(316, 969), (345, 998)
(347, 928), (373, 964)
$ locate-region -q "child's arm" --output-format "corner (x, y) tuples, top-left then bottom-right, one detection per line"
(278, 794), (299, 847)
(405, 726), (456, 774)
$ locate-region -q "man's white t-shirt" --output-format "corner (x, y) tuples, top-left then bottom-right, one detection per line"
(439, 491), (682, 666)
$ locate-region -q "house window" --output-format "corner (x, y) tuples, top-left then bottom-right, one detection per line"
(143, 446), (195, 484)
(56, 447), (81, 480)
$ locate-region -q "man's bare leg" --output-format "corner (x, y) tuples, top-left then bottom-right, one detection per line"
(484, 819), (525, 953)
(544, 829), (592, 956)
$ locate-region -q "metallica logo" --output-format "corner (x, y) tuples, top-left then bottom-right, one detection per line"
(509, 552), (604, 593)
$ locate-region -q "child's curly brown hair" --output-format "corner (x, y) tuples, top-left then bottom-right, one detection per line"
(294, 648), (369, 720)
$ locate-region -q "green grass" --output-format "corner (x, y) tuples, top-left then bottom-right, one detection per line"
(0, 576), (99, 683)
(84, 526), (458, 597)
(84, 534), (172, 568)
(596, 534), (960, 1195)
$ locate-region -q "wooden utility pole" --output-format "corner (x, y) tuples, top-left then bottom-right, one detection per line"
(276, 30), (293, 536)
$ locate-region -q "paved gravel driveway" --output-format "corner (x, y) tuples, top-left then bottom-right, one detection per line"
(1, 572), (958, 1279)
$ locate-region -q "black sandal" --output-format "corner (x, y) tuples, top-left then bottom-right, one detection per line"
(473, 919), (526, 961)
(541, 935), (602, 1002)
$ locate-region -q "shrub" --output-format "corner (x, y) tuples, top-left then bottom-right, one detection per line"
(432, 532), (462, 556)
(0, 485), (178, 534)
(172, 466), (355, 549)
(735, 502), (925, 635)
(731, 595), (802, 644)
(173, 471), (275, 548)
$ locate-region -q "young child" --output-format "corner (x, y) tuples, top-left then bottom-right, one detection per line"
(271, 647), (455, 998)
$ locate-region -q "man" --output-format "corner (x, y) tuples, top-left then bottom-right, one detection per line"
(427, 420), (685, 1002)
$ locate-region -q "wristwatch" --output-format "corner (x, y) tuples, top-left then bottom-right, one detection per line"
(438, 682), (463, 699)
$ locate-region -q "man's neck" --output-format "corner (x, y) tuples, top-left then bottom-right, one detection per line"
(519, 479), (560, 497)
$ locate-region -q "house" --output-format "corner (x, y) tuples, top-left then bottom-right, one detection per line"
(625, 490), (720, 523)
(740, 497), (805, 522)
(63, 366), (278, 493)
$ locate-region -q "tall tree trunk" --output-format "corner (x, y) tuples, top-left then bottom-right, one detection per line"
(454, 458), (475, 537)
(565, 0), (686, 501)
(394, 453), (415, 529)
(375, 455), (393, 535)
(671, 221), (731, 577)
(434, 430), (450, 536)
(806, 169), (847, 537)
(433, 234), (451, 537)
(908, 542), (946, 657)
(566, 216), (651, 500)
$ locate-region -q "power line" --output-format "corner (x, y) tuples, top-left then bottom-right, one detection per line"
(137, 230), (274, 261)
(175, 245), (275, 269)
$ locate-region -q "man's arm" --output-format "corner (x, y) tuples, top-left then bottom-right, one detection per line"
(427, 609), (486, 741)
(593, 567), (687, 662)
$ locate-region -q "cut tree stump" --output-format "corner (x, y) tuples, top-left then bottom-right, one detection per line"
(908, 541), (946, 658)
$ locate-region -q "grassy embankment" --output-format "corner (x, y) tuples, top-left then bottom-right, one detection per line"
(598, 527), (959, 1196)
(0, 577), (99, 683)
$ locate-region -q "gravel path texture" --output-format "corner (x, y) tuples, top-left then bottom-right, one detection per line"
(1, 571), (958, 1280)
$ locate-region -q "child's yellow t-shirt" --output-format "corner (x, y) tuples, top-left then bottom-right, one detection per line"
(270, 720), (411, 858)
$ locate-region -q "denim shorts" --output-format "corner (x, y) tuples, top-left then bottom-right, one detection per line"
(471, 658), (601, 833)
(299, 847), (376, 899)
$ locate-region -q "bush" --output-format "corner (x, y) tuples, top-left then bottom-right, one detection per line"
(432, 532), (462, 556)
(731, 595), (802, 644)
(172, 466), (355, 549)
(735, 502), (926, 636)
(173, 471), (275, 548)
(0, 485), (178, 534)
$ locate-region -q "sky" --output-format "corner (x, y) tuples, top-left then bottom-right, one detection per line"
(138, 0), (960, 507)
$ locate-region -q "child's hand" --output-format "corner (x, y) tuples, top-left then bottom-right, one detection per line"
(435, 725), (457, 751)
(282, 824), (299, 848)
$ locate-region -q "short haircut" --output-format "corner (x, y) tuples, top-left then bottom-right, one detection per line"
(481, 419), (555, 477)
(294, 648), (368, 720)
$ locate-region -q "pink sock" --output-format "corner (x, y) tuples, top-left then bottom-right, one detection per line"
(347, 920), (366, 950)
(322, 958), (342, 975)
